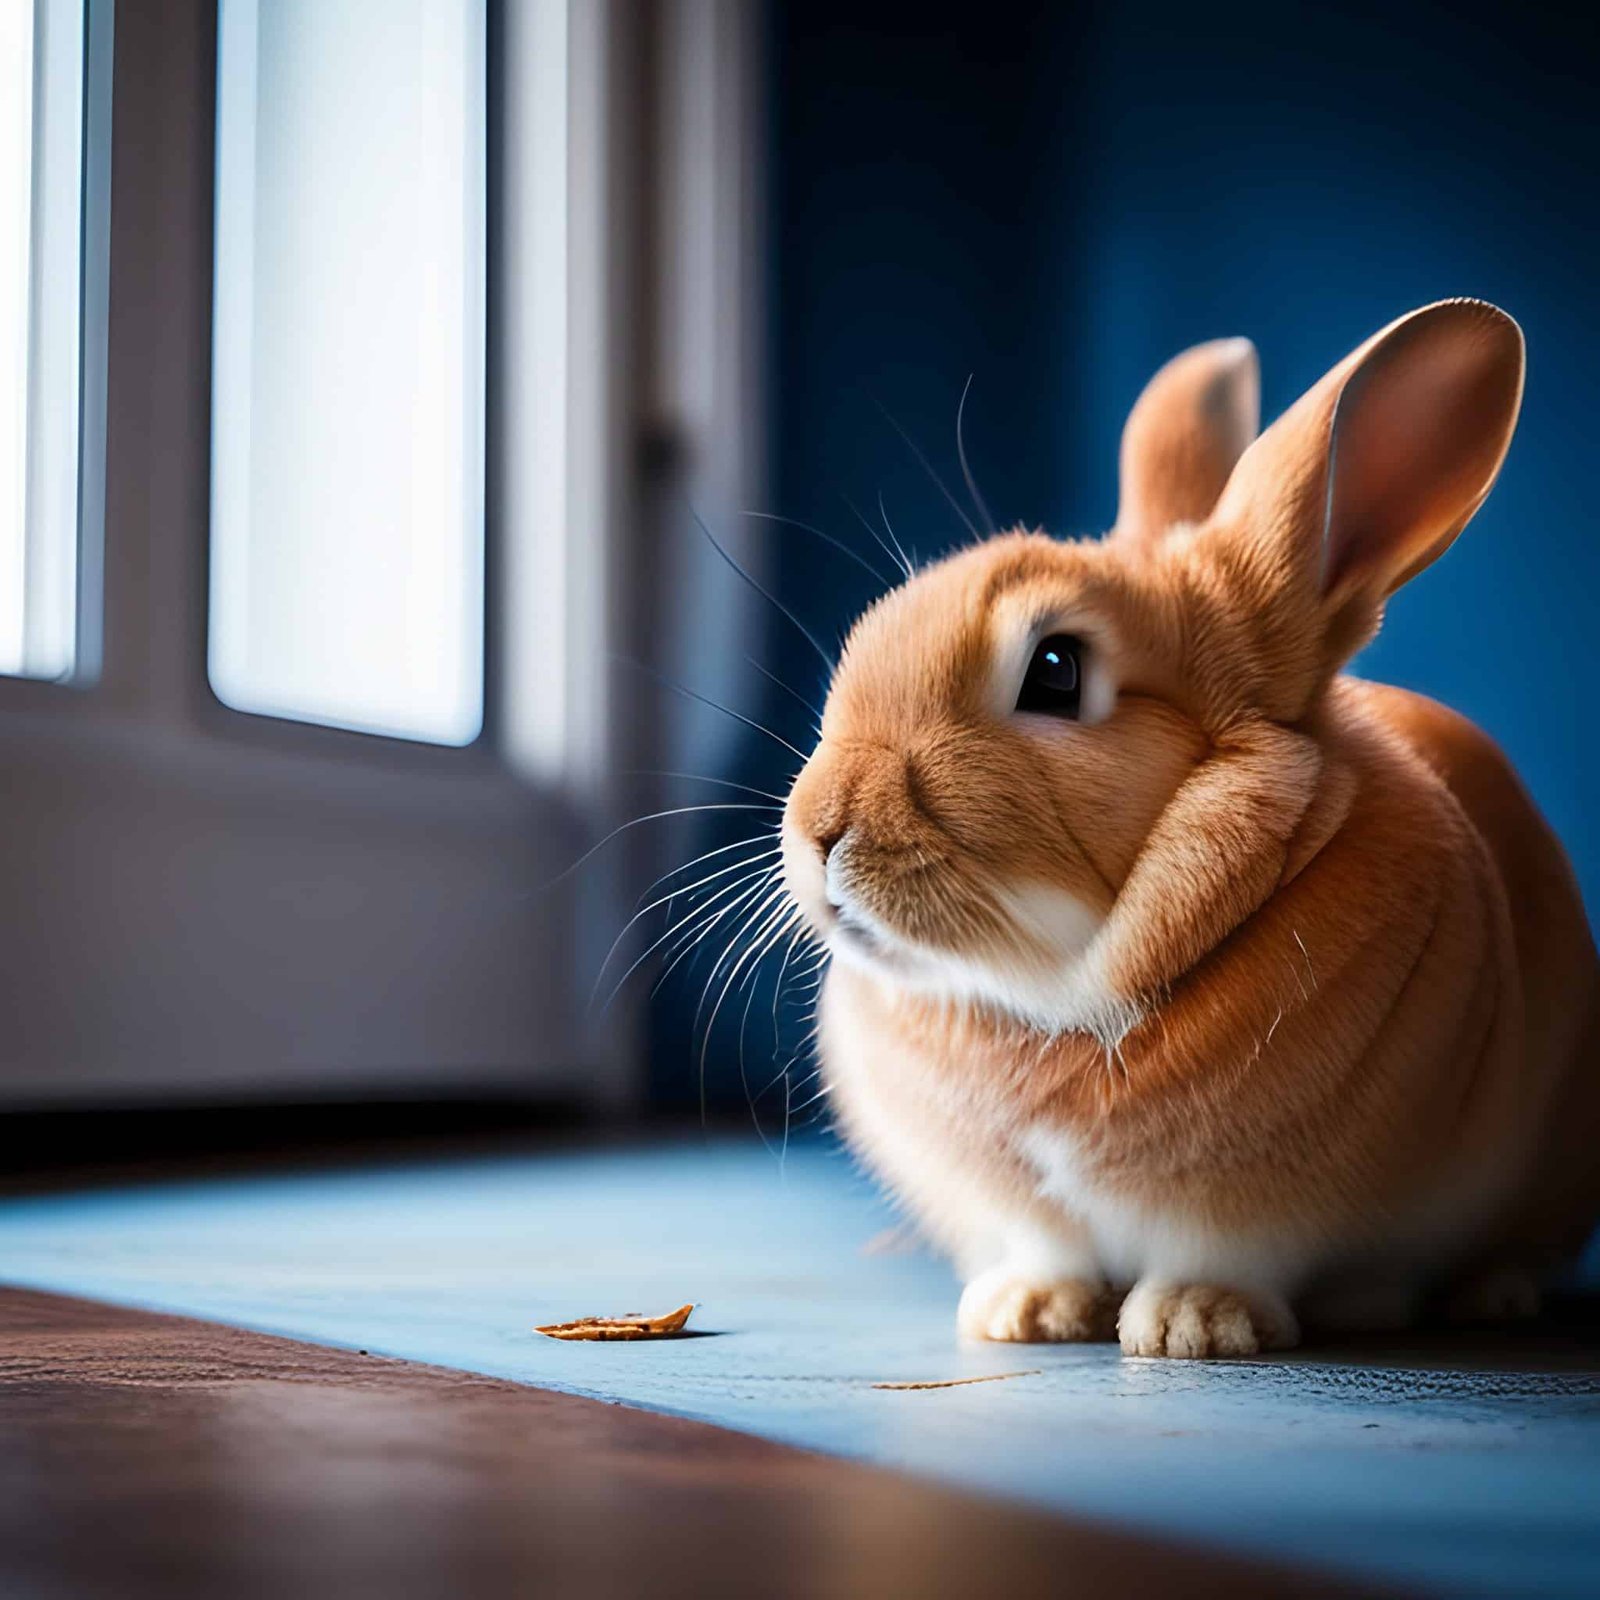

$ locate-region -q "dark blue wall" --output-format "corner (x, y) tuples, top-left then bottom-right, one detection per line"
(663, 0), (1599, 1109)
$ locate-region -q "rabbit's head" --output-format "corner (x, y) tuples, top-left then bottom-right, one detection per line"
(782, 300), (1524, 1034)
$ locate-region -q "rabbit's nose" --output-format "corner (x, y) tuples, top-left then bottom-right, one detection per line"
(815, 822), (847, 862)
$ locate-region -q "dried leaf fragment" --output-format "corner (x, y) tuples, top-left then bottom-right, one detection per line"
(860, 1224), (923, 1257)
(871, 1369), (1040, 1391)
(535, 1303), (695, 1342)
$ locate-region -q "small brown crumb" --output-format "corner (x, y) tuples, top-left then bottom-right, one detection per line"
(871, 1369), (1040, 1391)
(535, 1303), (696, 1342)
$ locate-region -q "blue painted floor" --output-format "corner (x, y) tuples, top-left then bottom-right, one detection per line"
(2, 1137), (1597, 1597)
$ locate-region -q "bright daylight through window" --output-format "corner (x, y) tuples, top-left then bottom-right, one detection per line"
(0, 0), (85, 682)
(209, 0), (487, 744)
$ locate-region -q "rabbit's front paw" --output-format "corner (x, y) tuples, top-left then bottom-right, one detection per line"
(957, 1269), (1118, 1343)
(1118, 1281), (1298, 1359)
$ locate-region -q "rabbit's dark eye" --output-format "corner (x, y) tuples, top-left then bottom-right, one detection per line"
(1016, 634), (1082, 718)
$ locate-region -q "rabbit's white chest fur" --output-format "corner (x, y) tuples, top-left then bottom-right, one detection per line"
(1015, 1124), (1307, 1292)
(821, 967), (1305, 1293)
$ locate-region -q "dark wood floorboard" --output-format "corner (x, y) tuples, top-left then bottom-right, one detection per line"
(0, 1287), (1382, 1599)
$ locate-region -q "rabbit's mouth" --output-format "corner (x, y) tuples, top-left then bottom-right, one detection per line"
(784, 810), (1095, 1004)
(801, 838), (1123, 1035)
(826, 894), (881, 951)
(821, 877), (915, 971)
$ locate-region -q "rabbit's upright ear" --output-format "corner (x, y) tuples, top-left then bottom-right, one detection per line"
(1114, 338), (1259, 547)
(1190, 301), (1524, 714)
(1215, 300), (1524, 612)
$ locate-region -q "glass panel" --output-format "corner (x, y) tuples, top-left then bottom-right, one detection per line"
(209, 0), (486, 745)
(0, 0), (85, 682)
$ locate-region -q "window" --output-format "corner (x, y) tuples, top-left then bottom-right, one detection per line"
(0, 0), (761, 1111)
(0, 0), (86, 682)
(208, 0), (487, 745)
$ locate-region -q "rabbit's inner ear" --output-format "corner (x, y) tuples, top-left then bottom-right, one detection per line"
(1113, 337), (1259, 548)
(1212, 300), (1524, 611)
(1319, 301), (1524, 600)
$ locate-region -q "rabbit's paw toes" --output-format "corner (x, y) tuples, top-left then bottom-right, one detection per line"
(1445, 1267), (1542, 1325)
(957, 1270), (1117, 1343)
(1119, 1281), (1298, 1359)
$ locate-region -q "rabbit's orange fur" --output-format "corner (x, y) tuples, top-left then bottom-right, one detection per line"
(781, 301), (1599, 1356)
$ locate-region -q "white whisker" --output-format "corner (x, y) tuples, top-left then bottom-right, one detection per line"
(842, 493), (914, 582)
(692, 882), (793, 1119)
(742, 508), (896, 591)
(745, 652), (824, 734)
(645, 832), (783, 899)
(874, 399), (979, 543)
(955, 372), (996, 534)
(622, 768), (792, 804)
(622, 655), (813, 764)
(655, 868), (782, 996)
(644, 874), (781, 1011)
(540, 803), (780, 894)
(594, 852), (782, 1010)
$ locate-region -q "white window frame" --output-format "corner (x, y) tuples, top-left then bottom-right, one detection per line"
(0, 0), (766, 1113)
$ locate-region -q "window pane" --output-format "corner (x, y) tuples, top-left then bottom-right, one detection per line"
(209, 0), (486, 745)
(0, 0), (84, 682)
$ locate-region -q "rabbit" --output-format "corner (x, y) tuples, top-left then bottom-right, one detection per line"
(779, 299), (1600, 1357)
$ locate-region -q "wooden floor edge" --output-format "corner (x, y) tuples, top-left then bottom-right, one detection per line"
(0, 1285), (1392, 1599)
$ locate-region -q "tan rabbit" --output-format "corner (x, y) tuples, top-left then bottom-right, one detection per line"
(780, 299), (1599, 1357)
